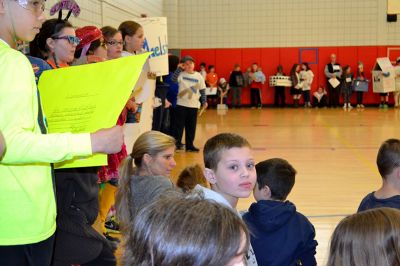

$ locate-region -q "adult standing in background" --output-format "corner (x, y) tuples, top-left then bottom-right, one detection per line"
(229, 64), (245, 108)
(324, 54), (342, 108)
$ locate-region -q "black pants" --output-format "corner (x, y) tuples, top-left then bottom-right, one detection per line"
(0, 234), (55, 266)
(327, 82), (340, 107)
(152, 105), (165, 131)
(313, 95), (327, 108)
(274, 86), (286, 107)
(174, 105), (198, 149)
(357, 91), (364, 104)
(250, 88), (261, 107)
(52, 240), (116, 266)
(152, 82), (169, 131)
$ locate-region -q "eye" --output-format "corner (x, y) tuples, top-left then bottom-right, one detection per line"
(31, 0), (40, 7)
(229, 165), (239, 171)
(247, 162), (255, 170)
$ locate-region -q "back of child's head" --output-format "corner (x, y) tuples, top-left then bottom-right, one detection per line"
(208, 65), (215, 71)
(176, 164), (208, 192)
(377, 139), (400, 179)
(204, 133), (251, 171)
(123, 193), (249, 266)
(327, 207), (400, 266)
(168, 54), (179, 73)
(29, 18), (73, 59)
(255, 158), (296, 201)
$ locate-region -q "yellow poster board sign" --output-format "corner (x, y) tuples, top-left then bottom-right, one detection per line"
(38, 53), (150, 168)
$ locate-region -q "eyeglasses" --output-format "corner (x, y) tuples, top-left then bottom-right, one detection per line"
(106, 40), (125, 46)
(52, 35), (81, 46)
(15, 0), (45, 15)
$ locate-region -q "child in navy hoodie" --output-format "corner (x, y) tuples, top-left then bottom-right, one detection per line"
(357, 139), (400, 212)
(243, 158), (317, 266)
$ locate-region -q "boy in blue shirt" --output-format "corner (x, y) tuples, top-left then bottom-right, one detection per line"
(358, 139), (400, 212)
(243, 158), (317, 266)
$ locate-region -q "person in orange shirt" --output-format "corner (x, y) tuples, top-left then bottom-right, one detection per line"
(206, 65), (219, 106)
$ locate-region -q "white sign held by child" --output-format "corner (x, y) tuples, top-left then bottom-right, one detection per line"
(136, 17), (168, 76)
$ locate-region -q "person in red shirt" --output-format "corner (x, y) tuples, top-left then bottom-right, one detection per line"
(206, 65), (219, 107)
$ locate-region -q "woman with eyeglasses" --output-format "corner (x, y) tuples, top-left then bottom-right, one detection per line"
(30, 18), (80, 68)
(30, 19), (118, 266)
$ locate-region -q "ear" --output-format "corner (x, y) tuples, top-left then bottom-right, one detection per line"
(204, 168), (217, 184)
(262, 185), (272, 199)
(142, 153), (152, 167)
(46, 37), (55, 52)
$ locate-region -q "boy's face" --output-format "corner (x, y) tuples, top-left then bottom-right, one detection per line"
(184, 60), (195, 72)
(1, 0), (46, 43)
(207, 147), (257, 204)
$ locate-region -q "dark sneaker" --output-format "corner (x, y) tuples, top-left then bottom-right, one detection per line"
(186, 147), (200, 152)
(176, 143), (185, 150)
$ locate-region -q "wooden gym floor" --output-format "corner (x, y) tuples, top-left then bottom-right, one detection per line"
(170, 107), (400, 265)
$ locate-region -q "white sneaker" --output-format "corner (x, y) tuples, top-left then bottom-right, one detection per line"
(356, 104), (360, 108)
(343, 104), (347, 110)
(348, 104), (353, 109)
(360, 104), (365, 108)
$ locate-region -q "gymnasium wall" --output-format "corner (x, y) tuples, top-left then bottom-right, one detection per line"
(166, 0), (400, 49)
(181, 46), (400, 105)
(44, 0), (164, 28)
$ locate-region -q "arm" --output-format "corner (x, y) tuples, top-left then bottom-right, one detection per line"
(324, 65), (331, 78)
(171, 66), (183, 83)
(298, 225), (318, 266)
(199, 75), (207, 107)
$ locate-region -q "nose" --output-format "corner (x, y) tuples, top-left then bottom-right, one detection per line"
(240, 166), (249, 178)
(38, 11), (46, 23)
(170, 158), (177, 168)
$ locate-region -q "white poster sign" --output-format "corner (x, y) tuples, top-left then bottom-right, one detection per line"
(136, 17), (168, 76)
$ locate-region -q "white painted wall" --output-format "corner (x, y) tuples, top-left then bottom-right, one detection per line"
(44, 0), (164, 28)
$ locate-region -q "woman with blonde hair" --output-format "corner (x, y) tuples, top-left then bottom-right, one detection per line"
(115, 131), (177, 232)
(327, 207), (400, 266)
(122, 194), (249, 266)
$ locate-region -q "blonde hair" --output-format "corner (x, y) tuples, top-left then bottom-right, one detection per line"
(116, 131), (175, 232)
(327, 207), (400, 266)
(176, 164), (209, 192)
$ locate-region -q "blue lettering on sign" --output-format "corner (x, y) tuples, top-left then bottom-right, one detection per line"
(143, 36), (168, 58)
